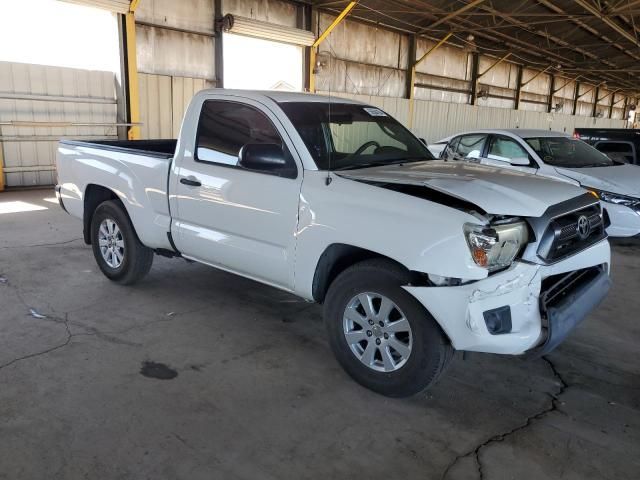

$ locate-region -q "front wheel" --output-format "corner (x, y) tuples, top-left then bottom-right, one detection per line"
(324, 259), (453, 397)
(90, 200), (154, 285)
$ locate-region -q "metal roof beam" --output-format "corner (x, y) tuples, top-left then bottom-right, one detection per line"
(536, 0), (640, 65)
(417, 0), (486, 33)
(478, 53), (512, 78)
(408, 0), (635, 90)
(521, 66), (552, 88)
(573, 0), (640, 47)
(442, 0), (638, 91)
(553, 74), (582, 93)
(610, 0), (640, 12)
(414, 32), (452, 67)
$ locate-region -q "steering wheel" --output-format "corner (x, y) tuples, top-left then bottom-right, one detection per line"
(331, 140), (383, 169)
(352, 140), (381, 156)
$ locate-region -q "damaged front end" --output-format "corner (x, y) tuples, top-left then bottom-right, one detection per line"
(338, 167), (611, 356)
(403, 194), (611, 356)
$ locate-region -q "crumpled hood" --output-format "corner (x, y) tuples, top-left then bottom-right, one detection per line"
(555, 164), (640, 197)
(337, 160), (587, 217)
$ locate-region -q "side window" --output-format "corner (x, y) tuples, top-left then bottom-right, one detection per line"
(454, 134), (487, 161)
(196, 100), (295, 175)
(595, 141), (634, 164)
(443, 137), (460, 161)
(487, 136), (531, 164)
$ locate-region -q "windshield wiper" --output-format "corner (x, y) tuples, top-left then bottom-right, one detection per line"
(573, 163), (611, 168)
(334, 157), (431, 171)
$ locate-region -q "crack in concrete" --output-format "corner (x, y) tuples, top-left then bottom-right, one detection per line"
(0, 302), (211, 374)
(68, 305), (210, 340)
(440, 356), (568, 480)
(0, 238), (83, 250)
(0, 313), (73, 371)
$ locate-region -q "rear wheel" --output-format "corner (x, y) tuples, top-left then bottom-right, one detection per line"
(324, 259), (453, 397)
(90, 200), (153, 285)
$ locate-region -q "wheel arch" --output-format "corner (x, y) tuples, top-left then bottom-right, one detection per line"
(311, 244), (427, 303)
(83, 184), (125, 244)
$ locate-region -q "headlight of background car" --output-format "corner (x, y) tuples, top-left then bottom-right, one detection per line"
(464, 221), (529, 271)
(585, 188), (640, 209)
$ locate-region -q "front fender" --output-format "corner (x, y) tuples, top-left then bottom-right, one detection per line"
(294, 171), (488, 299)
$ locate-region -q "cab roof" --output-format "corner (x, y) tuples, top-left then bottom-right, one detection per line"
(196, 88), (365, 105)
(453, 129), (571, 139)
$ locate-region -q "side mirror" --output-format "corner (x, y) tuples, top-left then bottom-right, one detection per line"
(238, 143), (296, 178)
(419, 138), (427, 145)
(509, 156), (531, 166)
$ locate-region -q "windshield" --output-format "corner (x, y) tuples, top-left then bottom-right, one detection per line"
(279, 102), (434, 170)
(525, 136), (615, 168)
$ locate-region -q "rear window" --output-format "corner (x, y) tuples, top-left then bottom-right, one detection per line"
(525, 137), (614, 168)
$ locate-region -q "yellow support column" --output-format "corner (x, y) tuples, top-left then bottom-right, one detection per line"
(309, 48), (317, 94)
(0, 142), (5, 192)
(309, 1), (357, 93)
(125, 0), (141, 140)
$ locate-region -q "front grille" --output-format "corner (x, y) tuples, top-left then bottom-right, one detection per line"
(540, 265), (604, 313)
(537, 203), (606, 262)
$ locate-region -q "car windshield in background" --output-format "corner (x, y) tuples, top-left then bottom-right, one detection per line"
(525, 136), (615, 168)
(279, 102), (434, 170)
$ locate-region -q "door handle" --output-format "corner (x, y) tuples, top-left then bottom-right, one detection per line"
(180, 176), (201, 187)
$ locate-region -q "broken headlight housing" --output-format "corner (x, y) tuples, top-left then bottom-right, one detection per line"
(464, 220), (529, 271)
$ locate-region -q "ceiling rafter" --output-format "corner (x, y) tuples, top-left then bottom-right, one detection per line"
(312, 0), (639, 94)
(407, 0), (637, 90)
(536, 0), (640, 66)
(573, 0), (640, 46)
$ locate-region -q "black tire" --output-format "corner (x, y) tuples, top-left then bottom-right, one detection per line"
(324, 259), (453, 397)
(90, 200), (154, 285)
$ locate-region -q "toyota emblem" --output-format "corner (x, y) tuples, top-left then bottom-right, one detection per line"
(576, 215), (590, 239)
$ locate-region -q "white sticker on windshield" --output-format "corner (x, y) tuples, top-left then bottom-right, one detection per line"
(363, 107), (387, 117)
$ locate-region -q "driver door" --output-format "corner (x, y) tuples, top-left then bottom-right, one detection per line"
(171, 97), (302, 290)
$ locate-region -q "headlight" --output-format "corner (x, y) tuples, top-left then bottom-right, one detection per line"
(464, 221), (529, 271)
(585, 188), (640, 209)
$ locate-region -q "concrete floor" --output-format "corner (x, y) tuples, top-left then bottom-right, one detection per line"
(0, 188), (638, 480)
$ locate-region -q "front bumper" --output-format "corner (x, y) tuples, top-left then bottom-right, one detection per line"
(404, 239), (610, 355)
(527, 267), (610, 357)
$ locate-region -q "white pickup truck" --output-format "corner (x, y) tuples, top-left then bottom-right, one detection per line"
(56, 89), (611, 397)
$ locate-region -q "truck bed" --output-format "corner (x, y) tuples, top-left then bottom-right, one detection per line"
(60, 139), (177, 159)
(56, 138), (176, 251)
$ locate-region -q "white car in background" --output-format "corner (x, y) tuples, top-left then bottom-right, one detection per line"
(439, 129), (640, 237)
(426, 137), (450, 158)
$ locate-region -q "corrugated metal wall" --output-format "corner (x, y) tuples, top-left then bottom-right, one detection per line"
(224, 0), (298, 27)
(0, 61), (118, 187)
(321, 91), (626, 143)
(317, 10), (636, 124)
(135, 0), (216, 140)
(139, 73), (213, 138)
(315, 12), (408, 98)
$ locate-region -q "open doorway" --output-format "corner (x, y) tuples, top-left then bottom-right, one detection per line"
(223, 33), (303, 91)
